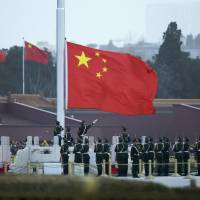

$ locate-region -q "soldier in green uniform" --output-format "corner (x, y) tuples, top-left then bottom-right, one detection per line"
(94, 138), (103, 176)
(131, 138), (140, 178)
(53, 121), (64, 146)
(162, 137), (170, 176)
(102, 138), (110, 175)
(155, 137), (164, 176)
(115, 136), (124, 176)
(143, 137), (150, 176)
(64, 127), (74, 147)
(148, 137), (155, 175)
(194, 136), (200, 176)
(173, 137), (183, 175)
(183, 137), (190, 176)
(81, 137), (90, 176)
(60, 140), (69, 175)
(73, 138), (83, 164)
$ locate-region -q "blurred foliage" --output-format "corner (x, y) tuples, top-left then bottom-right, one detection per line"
(0, 175), (199, 200)
(152, 22), (200, 98)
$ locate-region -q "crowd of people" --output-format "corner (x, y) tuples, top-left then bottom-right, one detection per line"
(54, 120), (200, 177)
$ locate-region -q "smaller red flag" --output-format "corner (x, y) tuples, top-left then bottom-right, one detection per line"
(0, 51), (6, 63)
(25, 41), (48, 64)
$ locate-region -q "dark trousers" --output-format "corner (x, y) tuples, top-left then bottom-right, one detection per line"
(121, 153), (128, 176)
(163, 152), (169, 176)
(143, 153), (149, 176)
(175, 153), (183, 175)
(183, 152), (189, 176)
(83, 154), (90, 175)
(61, 154), (68, 175)
(116, 153), (123, 176)
(103, 153), (110, 175)
(74, 153), (82, 163)
(156, 153), (163, 176)
(197, 153), (200, 175)
(96, 154), (103, 176)
(132, 156), (139, 177)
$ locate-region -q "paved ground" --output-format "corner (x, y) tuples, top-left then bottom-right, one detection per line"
(116, 176), (200, 188)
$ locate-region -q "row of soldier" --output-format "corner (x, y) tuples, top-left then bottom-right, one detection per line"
(54, 121), (200, 177)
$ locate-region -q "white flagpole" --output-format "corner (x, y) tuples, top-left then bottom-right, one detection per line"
(56, 0), (65, 138)
(22, 37), (25, 94)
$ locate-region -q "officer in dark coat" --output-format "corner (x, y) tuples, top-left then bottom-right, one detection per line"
(115, 136), (124, 176)
(121, 137), (129, 176)
(183, 137), (190, 176)
(162, 137), (170, 176)
(81, 137), (90, 175)
(73, 138), (83, 164)
(121, 126), (131, 145)
(60, 140), (69, 175)
(148, 137), (155, 175)
(94, 138), (103, 176)
(64, 127), (74, 147)
(102, 138), (110, 175)
(136, 138), (143, 161)
(155, 137), (164, 176)
(143, 137), (150, 176)
(194, 136), (200, 176)
(131, 138), (139, 178)
(54, 121), (64, 146)
(173, 137), (183, 175)
(78, 119), (98, 140)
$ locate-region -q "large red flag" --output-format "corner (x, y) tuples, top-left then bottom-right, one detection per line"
(67, 42), (157, 115)
(0, 51), (6, 63)
(25, 41), (48, 64)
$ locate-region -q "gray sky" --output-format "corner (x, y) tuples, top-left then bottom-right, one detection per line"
(0, 0), (200, 49)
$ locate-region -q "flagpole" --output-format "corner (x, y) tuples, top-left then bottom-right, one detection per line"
(22, 37), (25, 94)
(56, 0), (65, 138)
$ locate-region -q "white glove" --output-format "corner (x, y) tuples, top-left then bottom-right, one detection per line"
(92, 119), (98, 124)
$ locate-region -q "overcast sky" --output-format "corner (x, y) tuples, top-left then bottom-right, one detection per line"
(0, 0), (200, 49)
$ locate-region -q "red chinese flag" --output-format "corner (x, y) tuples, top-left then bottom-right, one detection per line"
(0, 51), (6, 63)
(67, 42), (157, 115)
(25, 41), (48, 64)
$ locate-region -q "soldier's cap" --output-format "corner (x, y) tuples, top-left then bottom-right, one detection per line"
(137, 138), (141, 143)
(184, 137), (189, 142)
(159, 137), (163, 142)
(97, 137), (102, 143)
(149, 137), (153, 142)
(177, 137), (182, 142)
(122, 126), (127, 131)
(104, 138), (108, 143)
(56, 120), (60, 125)
(132, 138), (137, 143)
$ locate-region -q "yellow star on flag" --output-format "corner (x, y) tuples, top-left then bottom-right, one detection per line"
(102, 67), (108, 72)
(75, 51), (91, 68)
(28, 44), (32, 48)
(95, 52), (100, 57)
(102, 58), (107, 63)
(96, 72), (102, 79)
